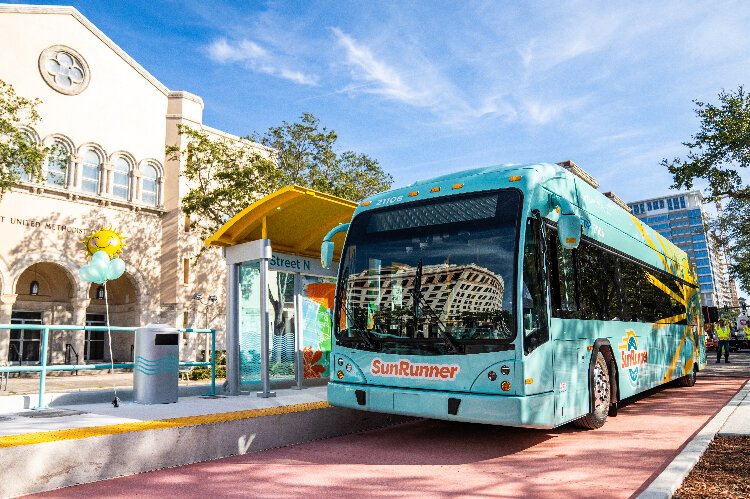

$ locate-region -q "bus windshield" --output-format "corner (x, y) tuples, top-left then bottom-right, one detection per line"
(335, 189), (521, 355)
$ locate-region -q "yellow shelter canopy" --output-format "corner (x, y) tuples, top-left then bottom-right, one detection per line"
(204, 185), (357, 259)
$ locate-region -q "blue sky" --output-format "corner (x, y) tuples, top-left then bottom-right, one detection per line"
(15, 1), (750, 202)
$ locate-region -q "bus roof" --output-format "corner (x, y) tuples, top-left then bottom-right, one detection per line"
(356, 162), (695, 285)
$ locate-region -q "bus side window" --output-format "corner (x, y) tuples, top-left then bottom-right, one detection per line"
(576, 241), (625, 321)
(545, 226), (578, 317)
(523, 217), (549, 355)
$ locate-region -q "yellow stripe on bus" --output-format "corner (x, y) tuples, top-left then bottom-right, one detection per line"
(0, 401), (330, 449)
(645, 272), (686, 306)
(664, 327), (690, 381)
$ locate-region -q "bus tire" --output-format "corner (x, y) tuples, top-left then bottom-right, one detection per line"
(574, 352), (610, 430)
(677, 367), (697, 387)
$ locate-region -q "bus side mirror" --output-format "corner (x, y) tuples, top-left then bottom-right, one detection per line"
(558, 214), (582, 249)
(321, 241), (334, 269)
(321, 222), (350, 269)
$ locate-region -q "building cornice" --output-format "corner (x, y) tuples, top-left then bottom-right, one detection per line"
(0, 3), (171, 96)
(168, 91), (204, 109)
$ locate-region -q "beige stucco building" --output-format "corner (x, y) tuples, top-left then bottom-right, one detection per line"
(0, 4), (270, 365)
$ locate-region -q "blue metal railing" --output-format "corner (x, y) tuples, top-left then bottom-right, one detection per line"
(0, 324), (217, 409)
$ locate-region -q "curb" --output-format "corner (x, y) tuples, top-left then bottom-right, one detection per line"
(636, 379), (750, 499)
(0, 404), (409, 498)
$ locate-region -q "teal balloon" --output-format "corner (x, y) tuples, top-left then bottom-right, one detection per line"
(106, 258), (126, 281)
(91, 251), (110, 273)
(79, 265), (97, 283)
(80, 251), (125, 284)
(91, 267), (109, 284)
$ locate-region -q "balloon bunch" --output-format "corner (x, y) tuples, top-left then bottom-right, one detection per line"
(79, 226), (127, 284)
(79, 251), (126, 283)
(79, 226), (127, 408)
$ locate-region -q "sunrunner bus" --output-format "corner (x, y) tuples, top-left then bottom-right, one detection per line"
(320, 163), (705, 429)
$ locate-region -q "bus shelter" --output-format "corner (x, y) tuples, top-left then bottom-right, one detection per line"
(206, 185), (355, 397)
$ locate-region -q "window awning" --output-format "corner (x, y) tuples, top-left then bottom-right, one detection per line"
(204, 185), (357, 259)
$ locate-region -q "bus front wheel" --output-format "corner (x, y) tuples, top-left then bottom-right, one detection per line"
(574, 352), (610, 430)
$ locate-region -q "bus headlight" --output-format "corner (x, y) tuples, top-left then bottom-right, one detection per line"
(337, 357), (344, 366)
(337, 370), (345, 379)
(500, 381), (511, 391)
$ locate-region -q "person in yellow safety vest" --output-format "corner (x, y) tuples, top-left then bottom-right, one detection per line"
(715, 319), (731, 364)
(743, 324), (750, 341)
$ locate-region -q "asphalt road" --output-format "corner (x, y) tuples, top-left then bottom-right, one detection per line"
(31, 357), (749, 499)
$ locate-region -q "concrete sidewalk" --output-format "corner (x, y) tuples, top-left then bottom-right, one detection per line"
(0, 385), (406, 498)
(638, 352), (750, 499)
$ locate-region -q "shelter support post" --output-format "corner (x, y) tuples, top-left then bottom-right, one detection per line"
(294, 272), (304, 389)
(258, 239), (276, 398)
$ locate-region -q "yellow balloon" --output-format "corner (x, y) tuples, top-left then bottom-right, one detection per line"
(81, 226), (126, 259)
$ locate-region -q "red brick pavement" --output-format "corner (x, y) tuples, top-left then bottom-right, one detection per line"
(30, 377), (746, 499)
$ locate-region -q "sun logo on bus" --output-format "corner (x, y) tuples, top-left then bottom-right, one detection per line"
(618, 330), (648, 387)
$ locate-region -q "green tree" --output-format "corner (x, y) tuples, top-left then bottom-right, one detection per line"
(0, 79), (48, 196)
(250, 113), (392, 201)
(167, 124), (280, 244)
(662, 86), (750, 290)
(173, 113), (393, 244)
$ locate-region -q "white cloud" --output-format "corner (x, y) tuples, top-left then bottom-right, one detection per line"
(206, 38), (318, 86)
(330, 27), (524, 126)
(208, 39), (267, 63)
(330, 27), (434, 107)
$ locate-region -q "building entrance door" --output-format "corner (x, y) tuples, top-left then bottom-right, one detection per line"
(9, 311), (42, 364)
(85, 313), (106, 361)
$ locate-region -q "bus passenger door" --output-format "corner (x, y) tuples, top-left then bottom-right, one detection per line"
(521, 215), (553, 396)
(544, 221), (588, 424)
(550, 326), (588, 425)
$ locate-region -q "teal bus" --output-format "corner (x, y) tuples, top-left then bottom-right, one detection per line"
(321, 163), (705, 429)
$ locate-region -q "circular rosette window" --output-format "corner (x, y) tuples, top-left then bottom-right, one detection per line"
(38, 45), (90, 95)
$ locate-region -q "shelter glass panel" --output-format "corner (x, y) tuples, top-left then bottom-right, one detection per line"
(238, 262), (300, 384)
(269, 270), (296, 380)
(238, 261), (262, 385)
(300, 275), (335, 379)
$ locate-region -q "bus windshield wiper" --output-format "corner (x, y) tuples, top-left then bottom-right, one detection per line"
(412, 259), (461, 353)
(336, 267), (377, 350)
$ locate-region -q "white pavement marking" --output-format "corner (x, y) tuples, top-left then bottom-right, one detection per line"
(637, 379), (750, 499)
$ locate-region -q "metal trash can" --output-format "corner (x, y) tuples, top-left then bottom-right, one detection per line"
(133, 324), (179, 404)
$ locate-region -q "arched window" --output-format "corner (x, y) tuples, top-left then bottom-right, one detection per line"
(46, 141), (69, 187)
(15, 131), (35, 182)
(141, 164), (159, 206)
(112, 157), (130, 200)
(80, 149), (101, 194)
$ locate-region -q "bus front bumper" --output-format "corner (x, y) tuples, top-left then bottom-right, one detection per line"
(328, 381), (556, 429)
